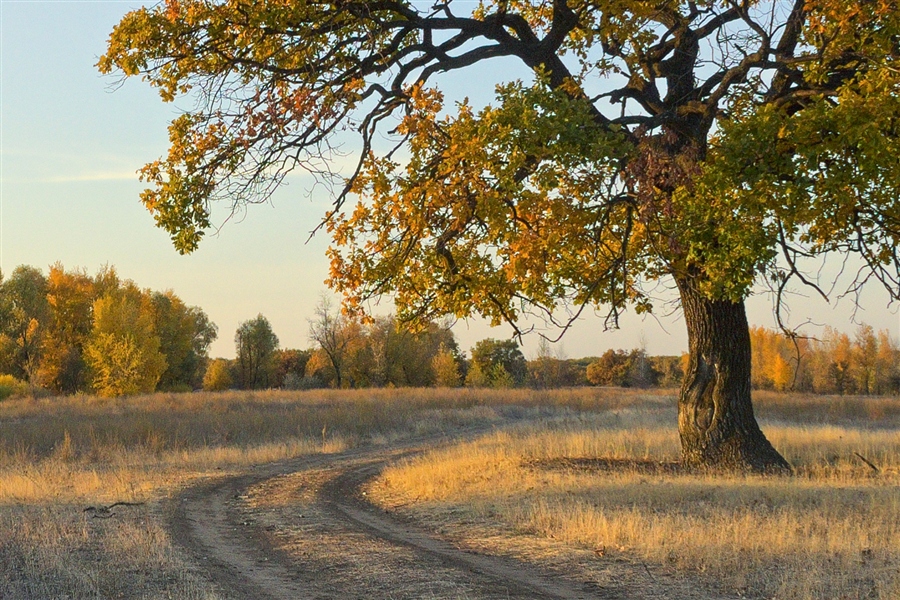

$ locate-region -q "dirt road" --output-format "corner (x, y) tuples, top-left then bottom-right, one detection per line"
(168, 431), (735, 600)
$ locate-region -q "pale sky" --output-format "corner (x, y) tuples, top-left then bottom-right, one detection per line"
(1, 1), (897, 360)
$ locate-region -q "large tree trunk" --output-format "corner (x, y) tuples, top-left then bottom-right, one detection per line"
(677, 278), (791, 473)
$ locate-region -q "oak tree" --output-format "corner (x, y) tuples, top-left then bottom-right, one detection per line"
(101, 1), (900, 470)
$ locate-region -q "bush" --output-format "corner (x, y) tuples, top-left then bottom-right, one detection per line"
(0, 375), (28, 400)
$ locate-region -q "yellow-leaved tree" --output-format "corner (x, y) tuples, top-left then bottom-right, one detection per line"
(84, 288), (167, 397)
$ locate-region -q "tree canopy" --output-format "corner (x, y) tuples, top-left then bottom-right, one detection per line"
(470, 338), (528, 387)
(85, 288), (168, 397)
(100, 0), (900, 325)
(100, 1), (900, 470)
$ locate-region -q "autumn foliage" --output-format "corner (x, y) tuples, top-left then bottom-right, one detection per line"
(750, 325), (900, 396)
(0, 264), (217, 397)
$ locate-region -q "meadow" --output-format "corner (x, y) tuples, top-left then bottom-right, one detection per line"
(1, 388), (898, 598)
(0, 387), (645, 598)
(373, 391), (900, 600)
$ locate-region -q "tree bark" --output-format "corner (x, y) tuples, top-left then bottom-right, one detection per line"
(677, 278), (791, 473)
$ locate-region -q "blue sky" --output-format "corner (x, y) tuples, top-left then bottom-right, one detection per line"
(1, 1), (897, 360)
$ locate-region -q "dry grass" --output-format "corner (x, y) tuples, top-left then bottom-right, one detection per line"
(0, 387), (670, 504)
(375, 395), (900, 600)
(5, 387), (899, 599)
(0, 506), (218, 599)
(0, 386), (652, 598)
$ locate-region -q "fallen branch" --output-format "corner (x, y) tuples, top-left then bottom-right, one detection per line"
(83, 501), (146, 519)
(852, 452), (880, 473)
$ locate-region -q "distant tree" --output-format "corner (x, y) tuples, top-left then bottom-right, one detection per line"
(202, 358), (233, 391)
(586, 350), (633, 387)
(853, 324), (879, 396)
(38, 264), (97, 394)
(84, 289), (167, 397)
(272, 349), (312, 389)
(92, 264), (122, 299)
(235, 314), (279, 389)
(470, 339), (527, 388)
(650, 356), (686, 389)
(564, 357), (596, 386)
(827, 328), (855, 396)
(365, 315), (460, 387)
(750, 326), (796, 391)
(528, 339), (572, 389)
(432, 344), (461, 388)
(463, 359), (489, 388)
(0, 266), (49, 384)
(150, 291), (218, 390)
(585, 347), (658, 388)
(0, 270), (10, 375)
(627, 347), (658, 388)
(874, 330), (900, 395)
(341, 321), (373, 388)
(188, 307), (219, 384)
(304, 349), (336, 389)
(308, 296), (355, 388)
(0, 374), (27, 401)
(488, 364), (515, 389)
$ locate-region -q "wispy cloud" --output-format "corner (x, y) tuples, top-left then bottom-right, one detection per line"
(0, 171), (141, 184)
(45, 171), (139, 183)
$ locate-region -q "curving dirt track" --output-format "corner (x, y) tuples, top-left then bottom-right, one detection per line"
(168, 430), (736, 600)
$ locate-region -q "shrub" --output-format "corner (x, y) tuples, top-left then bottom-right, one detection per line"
(0, 375), (27, 400)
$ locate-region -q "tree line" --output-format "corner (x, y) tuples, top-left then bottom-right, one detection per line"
(203, 297), (900, 397)
(0, 264), (217, 397)
(750, 325), (900, 396)
(2, 264), (896, 398)
(204, 298), (676, 392)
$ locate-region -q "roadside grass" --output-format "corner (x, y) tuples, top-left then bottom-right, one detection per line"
(1, 506), (218, 600)
(373, 394), (900, 600)
(0, 387), (676, 504)
(0, 386), (658, 598)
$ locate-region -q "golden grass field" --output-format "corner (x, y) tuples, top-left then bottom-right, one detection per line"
(0, 387), (648, 598)
(2, 387), (899, 599)
(373, 391), (900, 600)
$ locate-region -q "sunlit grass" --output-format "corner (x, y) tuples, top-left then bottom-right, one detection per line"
(375, 400), (900, 600)
(0, 386), (657, 597)
(4, 387), (900, 599)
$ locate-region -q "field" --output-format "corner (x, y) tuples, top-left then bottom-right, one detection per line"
(2, 388), (899, 599)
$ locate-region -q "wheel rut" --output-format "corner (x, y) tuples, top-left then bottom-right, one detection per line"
(167, 429), (601, 600)
(167, 429), (736, 600)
